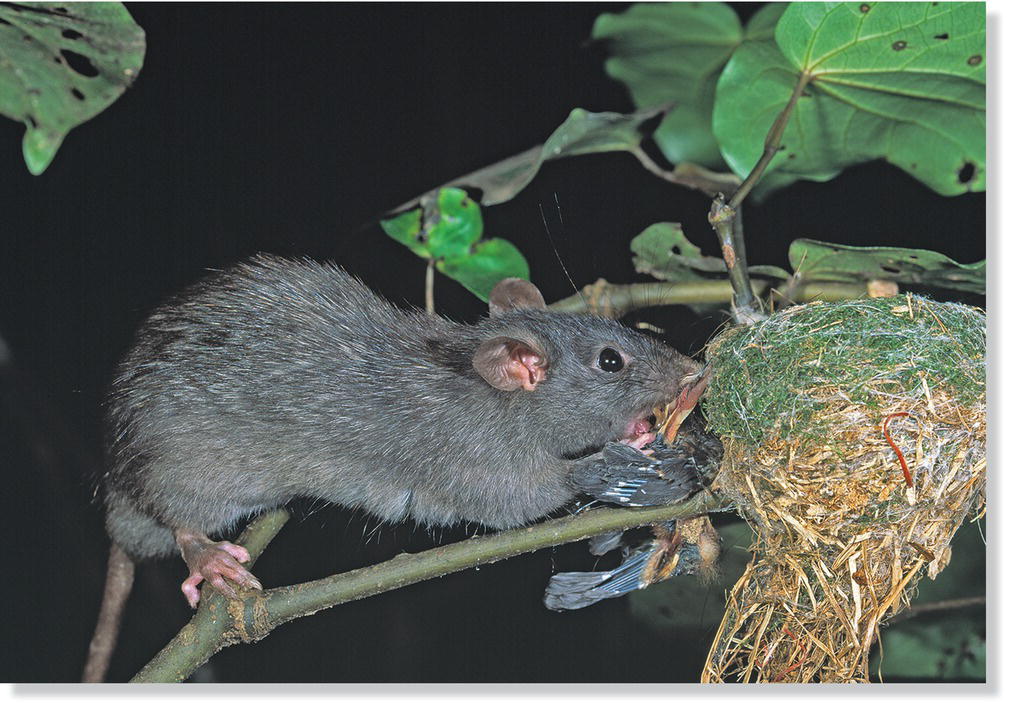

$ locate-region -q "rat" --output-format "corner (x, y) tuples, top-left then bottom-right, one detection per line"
(82, 254), (705, 681)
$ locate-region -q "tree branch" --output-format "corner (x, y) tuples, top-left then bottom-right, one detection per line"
(882, 596), (986, 627)
(131, 491), (730, 682)
(549, 279), (867, 317)
(709, 71), (814, 324)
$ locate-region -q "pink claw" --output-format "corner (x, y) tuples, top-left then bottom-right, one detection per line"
(181, 573), (206, 608)
(217, 542), (251, 563)
(174, 529), (263, 608)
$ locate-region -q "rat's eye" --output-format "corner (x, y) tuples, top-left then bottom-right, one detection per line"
(597, 347), (625, 373)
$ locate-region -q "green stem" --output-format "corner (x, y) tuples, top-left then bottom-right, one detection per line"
(130, 510), (290, 683)
(729, 72), (812, 210)
(549, 280), (867, 316)
(131, 493), (728, 682)
(708, 71), (814, 324)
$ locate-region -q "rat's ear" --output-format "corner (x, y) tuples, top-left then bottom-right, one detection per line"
(488, 278), (547, 316)
(473, 336), (548, 391)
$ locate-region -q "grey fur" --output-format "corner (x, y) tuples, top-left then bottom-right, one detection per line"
(101, 254), (700, 560)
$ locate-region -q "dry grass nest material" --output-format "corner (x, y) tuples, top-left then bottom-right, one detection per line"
(699, 295), (985, 683)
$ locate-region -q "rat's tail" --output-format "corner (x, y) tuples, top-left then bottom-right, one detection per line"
(82, 543), (134, 682)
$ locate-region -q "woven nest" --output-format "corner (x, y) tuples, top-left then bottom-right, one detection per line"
(699, 295), (986, 683)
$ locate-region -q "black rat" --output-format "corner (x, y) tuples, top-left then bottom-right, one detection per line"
(83, 254), (706, 681)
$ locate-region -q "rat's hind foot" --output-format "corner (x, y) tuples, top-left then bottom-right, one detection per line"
(174, 529), (263, 608)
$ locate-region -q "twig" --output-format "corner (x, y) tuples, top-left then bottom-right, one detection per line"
(729, 72), (813, 211)
(132, 491), (729, 682)
(549, 279), (867, 317)
(630, 146), (742, 197)
(425, 259), (435, 314)
(131, 509), (290, 683)
(882, 596), (986, 627)
(708, 71), (814, 325)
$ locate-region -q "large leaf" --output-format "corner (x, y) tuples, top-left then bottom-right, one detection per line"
(392, 105), (667, 211)
(789, 239), (985, 294)
(592, 3), (788, 170)
(438, 238), (530, 302)
(380, 188), (528, 302)
(0, 2), (145, 174)
(714, 2), (985, 198)
(592, 3), (743, 168)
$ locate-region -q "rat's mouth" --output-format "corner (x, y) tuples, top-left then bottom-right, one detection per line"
(620, 413), (657, 449)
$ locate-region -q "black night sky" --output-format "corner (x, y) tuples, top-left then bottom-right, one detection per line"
(0, 3), (985, 683)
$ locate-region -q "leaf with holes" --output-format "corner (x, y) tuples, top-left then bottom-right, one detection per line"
(381, 188), (528, 301)
(631, 222), (725, 282)
(380, 187), (483, 261)
(789, 239), (985, 294)
(593, 2), (787, 169)
(714, 2), (985, 198)
(391, 105), (667, 211)
(0, 2), (145, 175)
(632, 222), (792, 283)
(423, 187), (484, 261)
(378, 208), (431, 259)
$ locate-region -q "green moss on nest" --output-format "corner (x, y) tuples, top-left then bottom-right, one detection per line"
(704, 296), (985, 447)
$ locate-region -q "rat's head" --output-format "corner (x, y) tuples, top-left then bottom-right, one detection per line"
(471, 278), (703, 458)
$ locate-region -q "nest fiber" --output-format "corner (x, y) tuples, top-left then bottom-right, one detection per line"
(700, 296), (985, 683)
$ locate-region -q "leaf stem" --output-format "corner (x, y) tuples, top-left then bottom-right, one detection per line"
(630, 146), (742, 197)
(729, 71), (813, 210)
(425, 259), (435, 314)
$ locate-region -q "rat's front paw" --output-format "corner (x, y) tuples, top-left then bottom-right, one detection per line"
(175, 530), (263, 608)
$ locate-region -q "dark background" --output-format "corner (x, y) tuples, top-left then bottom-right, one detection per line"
(0, 3), (984, 683)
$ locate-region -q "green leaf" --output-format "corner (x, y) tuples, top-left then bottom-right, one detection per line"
(381, 188), (528, 301)
(592, 2), (746, 168)
(631, 222), (724, 282)
(0, 2), (145, 175)
(744, 2), (790, 40)
(392, 105), (667, 210)
(380, 187), (483, 260)
(714, 2), (985, 198)
(438, 238), (529, 301)
(425, 187), (483, 260)
(789, 238), (985, 294)
(631, 222), (792, 283)
(748, 264), (793, 280)
(379, 208), (431, 259)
